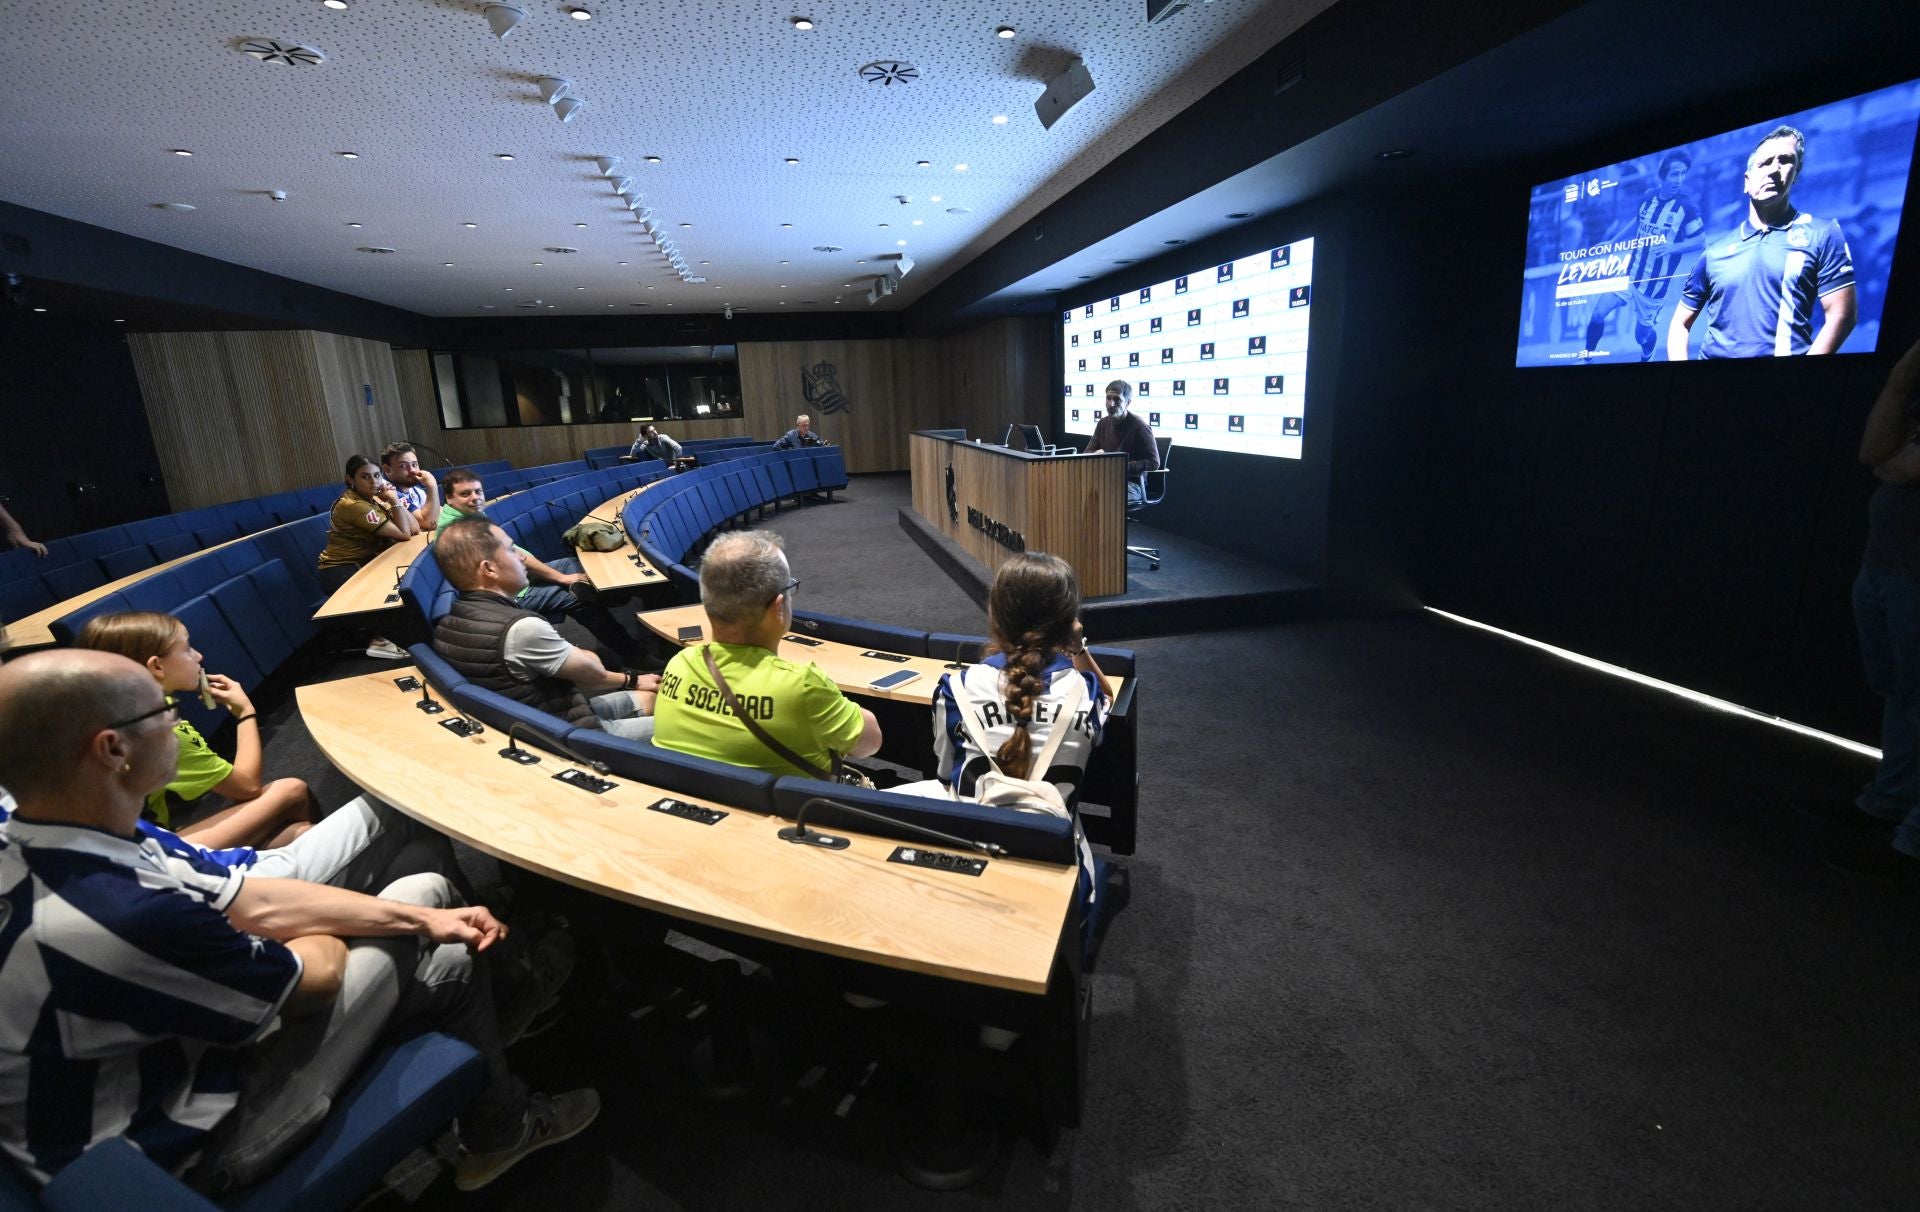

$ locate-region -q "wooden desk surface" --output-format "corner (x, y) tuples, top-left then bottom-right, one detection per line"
(297, 666), (1075, 993)
(2, 541), (242, 651)
(572, 485), (667, 591)
(311, 534), (429, 621)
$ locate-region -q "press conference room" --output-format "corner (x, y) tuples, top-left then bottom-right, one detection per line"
(1, 0), (1917, 1206)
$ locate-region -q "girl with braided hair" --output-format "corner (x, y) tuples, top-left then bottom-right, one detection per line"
(930, 552), (1114, 804)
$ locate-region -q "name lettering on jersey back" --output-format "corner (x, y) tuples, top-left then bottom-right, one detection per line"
(974, 697), (1095, 736)
(658, 669), (776, 720)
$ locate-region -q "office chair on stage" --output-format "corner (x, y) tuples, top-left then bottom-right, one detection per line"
(1126, 436), (1173, 570)
(1018, 425), (1074, 456)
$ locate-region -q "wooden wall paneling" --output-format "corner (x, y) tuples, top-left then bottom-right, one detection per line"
(307, 332), (407, 468)
(127, 331), (337, 509)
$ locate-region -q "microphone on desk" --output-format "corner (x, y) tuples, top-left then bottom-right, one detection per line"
(416, 675), (445, 714)
(498, 720), (542, 764)
(537, 726), (611, 776)
(405, 440), (456, 471)
(779, 795), (1006, 857)
(943, 637), (971, 670)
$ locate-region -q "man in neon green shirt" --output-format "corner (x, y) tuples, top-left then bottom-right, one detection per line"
(653, 531), (880, 776)
(436, 468), (639, 661)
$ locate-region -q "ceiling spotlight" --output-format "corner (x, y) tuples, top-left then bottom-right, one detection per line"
(553, 95), (587, 123)
(991, 114), (1007, 125)
(114, 318), (126, 323)
(356, 246), (396, 254)
(780, 222), (793, 229)
(911, 219), (923, 226)
(169, 148), (193, 157)
(915, 160), (930, 168)
(784, 157), (800, 166)
(929, 194), (941, 202)
(495, 153), (515, 161)
(537, 76), (572, 104)
(345, 221), (363, 228)
(612, 176), (637, 197)
(31, 307), (46, 313)
(896, 239), (907, 246)
(533, 261), (544, 266)
(483, 4), (525, 39)
(1377, 147), (1415, 160)
(644, 155), (662, 164)
(337, 151), (359, 159)
(463, 222), (477, 228)
(322, 0), (349, 8)
(996, 25), (1015, 38)
(1163, 238), (1186, 245)
(878, 222), (889, 228)
(568, 6), (592, 18)
(954, 163), (969, 172)
(1226, 211), (1252, 219)
(617, 261), (628, 265)
(595, 155), (621, 176)
(574, 222), (588, 228)
(443, 261), (455, 266)
(789, 16), (814, 29)
(679, 222), (692, 228)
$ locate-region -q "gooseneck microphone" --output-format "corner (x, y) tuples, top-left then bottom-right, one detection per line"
(498, 720), (542, 764)
(405, 440), (457, 470)
(779, 796), (1005, 857)
(944, 637), (970, 670)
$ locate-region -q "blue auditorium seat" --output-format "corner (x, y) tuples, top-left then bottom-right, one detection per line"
(788, 610), (928, 655)
(170, 595), (264, 735)
(446, 683), (584, 754)
(248, 560), (317, 651)
(406, 642), (468, 699)
(768, 777), (1076, 866)
(567, 730), (781, 812)
(41, 560), (107, 601)
(207, 570), (296, 677)
(121, 516), (183, 545)
(47, 592), (133, 645)
(765, 459), (796, 503)
(149, 531), (200, 563)
(786, 454), (820, 497)
(98, 546), (153, 581)
(812, 447), (848, 491)
(0, 576), (53, 624)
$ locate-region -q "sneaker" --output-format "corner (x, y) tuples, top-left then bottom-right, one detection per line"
(499, 927), (576, 1047)
(454, 1089), (601, 1191)
(365, 637), (408, 661)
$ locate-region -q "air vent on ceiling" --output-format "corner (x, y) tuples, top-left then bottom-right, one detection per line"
(237, 39), (326, 67)
(858, 61), (919, 86)
(544, 246), (580, 254)
(812, 245), (843, 253)
(945, 206), (971, 214)
(356, 246), (396, 254)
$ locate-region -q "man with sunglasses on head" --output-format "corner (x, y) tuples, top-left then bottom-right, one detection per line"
(0, 649), (599, 1195)
(651, 530), (881, 776)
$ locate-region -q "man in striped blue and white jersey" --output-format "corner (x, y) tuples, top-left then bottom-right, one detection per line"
(1668, 125), (1858, 360)
(0, 650), (597, 1193)
(1581, 153), (1707, 361)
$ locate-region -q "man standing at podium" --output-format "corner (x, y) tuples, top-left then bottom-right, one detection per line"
(1083, 380), (1159, 503)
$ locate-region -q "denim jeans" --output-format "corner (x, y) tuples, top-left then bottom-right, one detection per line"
(590, 689), (656, 742)
(518, 558), (640, 660)
(1851, 564), (1920, 856)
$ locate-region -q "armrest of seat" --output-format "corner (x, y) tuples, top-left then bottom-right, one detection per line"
(1138, 467), (1169, 505)
(37, 1139), (219, 1212)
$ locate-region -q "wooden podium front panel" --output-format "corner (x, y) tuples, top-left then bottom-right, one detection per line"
(910, 434), (1125, 597)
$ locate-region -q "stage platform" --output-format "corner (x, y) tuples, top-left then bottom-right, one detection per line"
(899, 507), (1320, 640)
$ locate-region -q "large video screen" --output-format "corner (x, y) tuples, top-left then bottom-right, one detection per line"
(1062, 237), (1313, 459)
(1516, 79), (1920, 366)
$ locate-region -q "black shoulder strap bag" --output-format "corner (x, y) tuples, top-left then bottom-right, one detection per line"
(701, 645), (875, 789)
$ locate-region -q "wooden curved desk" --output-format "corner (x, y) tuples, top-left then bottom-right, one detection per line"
(311, 534), (429, 621)
(570, 484), (667, 592)
(2, 542), (239, 650)
(296, 665), (1075, 993)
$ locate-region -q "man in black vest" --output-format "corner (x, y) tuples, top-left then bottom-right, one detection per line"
(431, 518), (656, 741)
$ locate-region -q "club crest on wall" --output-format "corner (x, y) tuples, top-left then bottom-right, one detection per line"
(800, 361), (853, 414)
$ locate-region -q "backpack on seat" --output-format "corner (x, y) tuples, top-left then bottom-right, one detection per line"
(949, 669), (1086, 820)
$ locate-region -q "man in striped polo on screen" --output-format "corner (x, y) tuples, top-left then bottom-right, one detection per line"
(1580, 152), (1708, 361)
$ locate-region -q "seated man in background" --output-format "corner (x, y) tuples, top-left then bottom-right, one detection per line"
(436, 467), (638, 660)
(0, 649), (598, 1195)
(772, 413), (829, 450)
(653, 531), (880, 776)
(380, 442), (442, 531)
(432, 517), (657, 741)
(629, 423), (686, 465)
(1083, 380), (1160, 504)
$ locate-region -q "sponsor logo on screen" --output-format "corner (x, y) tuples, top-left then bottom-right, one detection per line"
(1228, 415), (1245, 433)
(1233, 298), (1250, 318)
(1217, 263), (1235, 283)
(1200, 342), (1215, 360)
(1184, 413), (1199, 429)
(1289, 286), (1310, 307)
(1264, 374), (1285, 394)
(1248, 336), (1266, 355)
(1283, 416), (1303, 436)
(1271, 246), (1291, 268)
(1213, 377), (1230, 394)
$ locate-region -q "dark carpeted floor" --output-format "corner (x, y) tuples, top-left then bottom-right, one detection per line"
(251, 474), (1916, 1210)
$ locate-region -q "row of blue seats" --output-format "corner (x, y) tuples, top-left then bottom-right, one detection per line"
(0, 461), (514, 622)
(627, 448), (847, 589)
(582, 435), (766, 470)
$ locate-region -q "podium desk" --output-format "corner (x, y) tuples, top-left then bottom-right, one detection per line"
(297, 666), (1077, 993)
(908, 432), (1127, 597)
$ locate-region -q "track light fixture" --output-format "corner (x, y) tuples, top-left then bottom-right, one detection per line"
(537, 76), (572, 103)
(553, 95), (586, 123)
(610, 176), (636, 196)
(483, 4), (525, 39)
(595, 155), (621, 176)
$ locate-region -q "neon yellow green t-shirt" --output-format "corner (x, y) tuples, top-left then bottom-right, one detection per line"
(652, 642), (864, 778)
(144, 715), (234, 826)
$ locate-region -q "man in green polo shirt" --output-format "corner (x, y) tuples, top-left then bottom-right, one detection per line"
(653, 531), (880, 776)
(436, 467), (639, 661)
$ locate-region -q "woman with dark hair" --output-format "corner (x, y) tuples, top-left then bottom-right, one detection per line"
(317, 453), (420, 659)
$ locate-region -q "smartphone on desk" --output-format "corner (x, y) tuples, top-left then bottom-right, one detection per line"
(868, 669), (921, 691)
(677, 625), (703, 642)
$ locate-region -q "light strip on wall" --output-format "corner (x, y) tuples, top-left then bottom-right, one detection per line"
(1422, 606), (1880, 760)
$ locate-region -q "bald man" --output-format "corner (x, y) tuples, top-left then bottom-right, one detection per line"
(0, 651), (597, 1193)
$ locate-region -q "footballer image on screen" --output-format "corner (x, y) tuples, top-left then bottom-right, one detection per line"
(1061, 237), (1315, 459)
(1515, 78), (1920, 366)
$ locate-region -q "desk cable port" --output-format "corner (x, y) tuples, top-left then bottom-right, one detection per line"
(649, 797), (727, 825)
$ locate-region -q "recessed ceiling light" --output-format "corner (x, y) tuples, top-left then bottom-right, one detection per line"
(568, 6), (591, 18)
(945, 206), (970, 214)
(574, 222), (588, 228)
(532, 261), (543, 266)
(169, 148), (193, 157)
(337, 151), (359, 159)
(1077, 275), (1091, 280)
(114, 318), (125, 322)
(911, 219), (923, 226)
(780, 284), (787, 288)
(1163, 238), (1186, 245)
(679, 222), (692, 228)
(1113, 259), (1134, 265)
(929, 194), (942, 202)
(954, 163), (969, 172)
(779, 260), (789, 264)
(345, 222), (363, 228)
(617, 261), (628, 265)
(443, 262), (455, 266)
(462, 222), (477, 229)
(780, 222), (793, 228)
(1377, 148), (1414, 160)
(896, 239), (907, 246)
(495, 153), (515, 161)
(576, 285), (586, 290)
(701, 260), (711, 265)
(645, 155), (662, 164)
(855, 259), (866, 264)
(878, 222), (889, 228)
(1226, 211), (1252, 219)
(31, 307), (46, 313)
(915, 160), (930, 168)
(843, 283), (853, 287)
(995, 25), (1015, 38)
(323, 0), (350, 8)
(991, 115), (1007, 125)
(790, 16), (814, 29)
(356, 246), (396, 254)
(153, 202), (196, 211)
(504, 286), (514, 291)
(647, 285), (655, 289)
(482, 304), (496, 309)
(784, 157), (800, 166)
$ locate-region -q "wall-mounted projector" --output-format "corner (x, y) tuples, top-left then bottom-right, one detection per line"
(1035, 58), (1096, 131)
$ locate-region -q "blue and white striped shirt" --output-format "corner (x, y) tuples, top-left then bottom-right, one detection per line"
(0, 812), (299, 1185)
(931, 653), (1110, 803)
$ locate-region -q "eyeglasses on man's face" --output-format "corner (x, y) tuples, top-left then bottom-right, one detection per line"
(107, 700), (180, 731)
